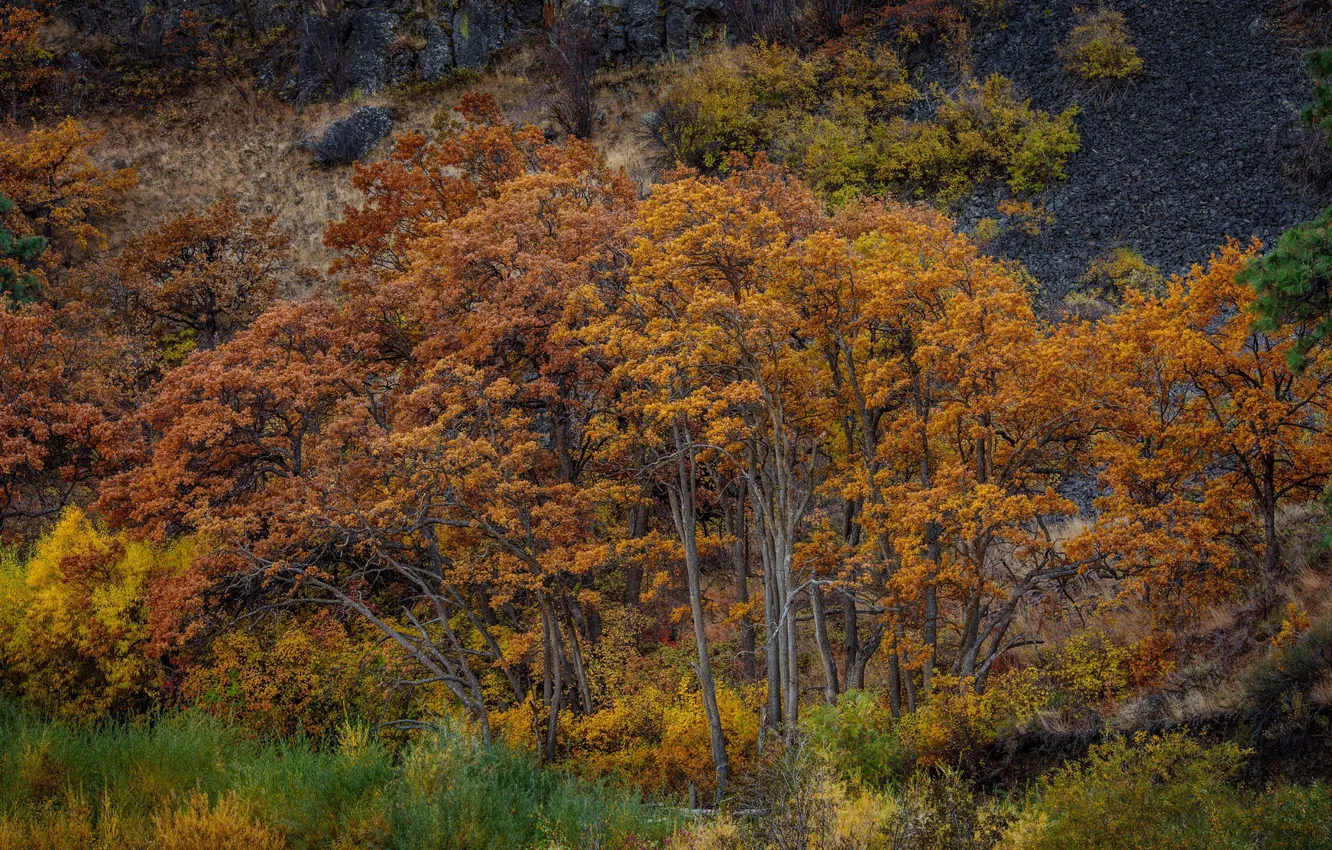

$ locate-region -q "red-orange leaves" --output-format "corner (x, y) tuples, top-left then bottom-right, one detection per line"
(0, 301), (130, 537)
(115, 195), (288, 353)
(324, 93), (549, 275)
(99, 298), (379, 545)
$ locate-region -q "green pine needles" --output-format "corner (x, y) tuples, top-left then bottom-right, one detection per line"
(1241, 206), (1332, 372)
(1304, 49), (1332, 146)
(0, 195), (45, 304)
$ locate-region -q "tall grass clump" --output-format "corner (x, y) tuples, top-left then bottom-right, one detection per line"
(0, 700), (672, 850)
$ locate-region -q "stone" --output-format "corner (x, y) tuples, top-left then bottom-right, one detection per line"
(302, 106), (395, 167)
(344, 9), (398, 94)
(419, 20), (454, 81)
(453, 0), (511, 70)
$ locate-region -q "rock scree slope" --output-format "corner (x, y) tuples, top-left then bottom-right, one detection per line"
(971, 0), (1325, 294)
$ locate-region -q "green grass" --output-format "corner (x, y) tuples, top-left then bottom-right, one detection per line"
(0, 700), (673, 849)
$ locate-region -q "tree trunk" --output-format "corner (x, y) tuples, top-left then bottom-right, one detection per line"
(1263, 454), (1279, 574)
(540, 599), (563, 759)
(726, 488), (758, 680)
(811, 583), (839, 703)
(842, 588), (859, 689)
(623, 502), (648, 605)
(668, 421), (729, 798)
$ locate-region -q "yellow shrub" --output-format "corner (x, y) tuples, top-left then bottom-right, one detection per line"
(153, 792), (286, 850)
(179, 611), (400, 739)
(564, 680), (762, 796)
(656, 52), (764, 171)
(902, 669), (1050, 766)
(1076, 246), (1164, 303)
(876, 75), (1080, 201)
(0, 799), (141, 850)
(997, 198), (1054, 236)
(1060, 8), (1144, 81)
(826, 40), (918, 118)
(1051, 631), (1133, 706)
(0, 508), (195, 720)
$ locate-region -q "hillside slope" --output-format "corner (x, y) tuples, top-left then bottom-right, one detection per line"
(973, 0), (1322, 292)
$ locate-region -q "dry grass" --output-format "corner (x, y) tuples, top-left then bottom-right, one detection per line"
(60, 46), (664, 288)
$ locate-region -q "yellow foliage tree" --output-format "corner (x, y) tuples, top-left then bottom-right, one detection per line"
(0, 507), (194, 720)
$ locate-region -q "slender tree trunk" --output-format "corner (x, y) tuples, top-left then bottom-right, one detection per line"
(623, 502), (648, 605)
(1263, 454), (1279, 574)
(842, 588), (859, 689)
(540, 599), (563, 759)
(726, 488), (758, 680)
(669, 421), (729, 798)
(922, 584), (938, 694)
(811, 583), (839, 703)
(561, 598), (594, 714)
(849, 623), (883, 693)
(763, 551), (782, 735)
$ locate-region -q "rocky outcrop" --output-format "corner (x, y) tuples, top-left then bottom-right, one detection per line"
(53, 0), (734, 105)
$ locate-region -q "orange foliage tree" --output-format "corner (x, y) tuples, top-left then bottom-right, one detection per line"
(91, 92), (1332, 797)
(0, 6), (55, 120)
(106, 97), (638, 754)
(323, 93), (546, 275)
(0, 301), (130, 535)
(115, 194), (288, 353)
(1071, 242), (1332, 600)
(0, 118), (137, 274)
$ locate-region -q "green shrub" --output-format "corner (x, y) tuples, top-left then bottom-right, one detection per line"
(1072, 247), (1165, 308)
(1238, 617), (1332, 749)
(896, 767), (1009, 850)
(1002, 731), (1332, 850)
(803, 690), (913, 790)
(875, 75), (1080, 201)
(654, 46), (1078, 205)
(1060, 7), (1144, 82)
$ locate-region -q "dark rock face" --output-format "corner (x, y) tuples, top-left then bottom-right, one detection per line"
(602, 0), (726, 62)
(959, 0), (1325, 298)
(301, 106), (395, 166)
(453, 0), (512, 70)
(53, 0), (735, 104)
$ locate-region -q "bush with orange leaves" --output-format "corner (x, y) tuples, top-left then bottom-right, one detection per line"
(114, 194), (288, 356)
(177, 610), (419, 740)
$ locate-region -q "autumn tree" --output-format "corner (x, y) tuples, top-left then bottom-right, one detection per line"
(789, 198), (1100, 708)
(587, 159), (832, 782)
(115, 195), (287, 352)
(0, 6), (54, 121)
(0, 301), (130, 535)
(1075, 242), (1332, 591)
(323, 93), (544, 275)
(0, 118), (137, 269)
(108, 104), (638, 754)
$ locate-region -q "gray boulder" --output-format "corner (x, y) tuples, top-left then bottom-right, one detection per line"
(302, 106), (395, 167)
